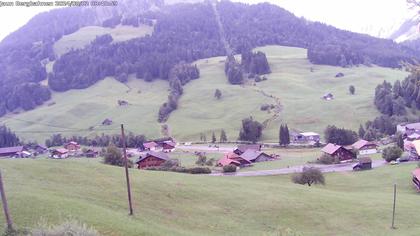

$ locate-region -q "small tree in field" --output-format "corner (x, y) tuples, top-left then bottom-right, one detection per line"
(349, 85), (355, 95)
(220, 129), (227, 143)
(104, 144), (132, 167)
(292, 167), (325, 186)
(382, 146), (403, 162)
(214, 89), (222, 99)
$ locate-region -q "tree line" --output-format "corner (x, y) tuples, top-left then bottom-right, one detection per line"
(45, 133), (146, 148)
(0, 125), (20, 148)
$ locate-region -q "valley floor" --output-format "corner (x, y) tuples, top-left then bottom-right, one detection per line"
(0, 157), (419, 236)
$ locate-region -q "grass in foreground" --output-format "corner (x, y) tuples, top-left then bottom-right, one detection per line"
(0, 158), (419, 236)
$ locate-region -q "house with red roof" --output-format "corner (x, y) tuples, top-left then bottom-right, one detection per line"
(50, 148), (69, 159)
(217, 152), (251, 167)
(143, 141), (158, 151)
(352, 139), (378, 155)
(162, 141), (176, 153)
(321, 143), (356, 162)
(64, 141), (80, 152)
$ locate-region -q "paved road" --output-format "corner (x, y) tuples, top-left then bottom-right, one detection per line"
(177, 145), (234, 153)
(210, 160), (387, 177)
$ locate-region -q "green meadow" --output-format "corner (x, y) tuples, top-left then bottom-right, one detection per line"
(0, 158), (419, 236)
(0, 46), (409, 142)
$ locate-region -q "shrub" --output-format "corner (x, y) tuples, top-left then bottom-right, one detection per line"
(382, 146), (403, 162)
(292, 167), (325, 186)
(316, 154), (338, 164)
(103, 144), (133, 167)
(161, 159), (180, 169)
(31, 220), (99, 236)
(205, 158), (215, 166)
(223, 164), (237, 173)
(195, 154), (207, 166)
(188, 167), (211, 174)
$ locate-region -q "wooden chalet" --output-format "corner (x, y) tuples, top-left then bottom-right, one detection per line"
(50, 148), (69, 159)
(321, 143), (356, 162)
(84, 149), (99, 158)
(233, 144), (262, 155)
(162, 141), (176, 152)
(412, 168), (420, 192)
(291, 131), (320, 143)
(353, 157), (372, 171)
(136, 151), (169, 169)
(64, 141), (80, 152)
(352, 139), (378, 155)
(240, 150), (274, 163)
(143, 141), (158, 151)
(0, 146), (26, 157)
(217, 152), (251, 167)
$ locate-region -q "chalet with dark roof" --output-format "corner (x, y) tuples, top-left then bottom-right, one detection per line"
(0, 146), (26, 157)
(353, 157), (372, 171)
(321, 143), (356, 162)
(64, 141), (80, 152)
(240, 150), (273, 163)
(136, 151), (169, 169)
(217, 152), (251, 167)
(233, 144), (262, 155)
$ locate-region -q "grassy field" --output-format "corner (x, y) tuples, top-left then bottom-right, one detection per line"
(0, 77), (169, 142)
(0, 45), (409, 143)
(0, 158), (419, 235)
(53, 25), (153, 57)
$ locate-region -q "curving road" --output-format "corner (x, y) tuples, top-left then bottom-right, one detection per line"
(210, 160), (388, 177)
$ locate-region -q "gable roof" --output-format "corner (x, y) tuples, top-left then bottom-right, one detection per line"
(217, 157), (241, 166)
(358, 157), (372, 164)
(0, 146), (24, 155)
(352, 140), (377, 150)
(143, 142), (158, 149)
(54, 148), (68, 154)
(163, 141), (176, 148)
(321, 143), (342, 155)
(412, 140), (420, 155)
(412, 168), (420, 180)
(137, 151), (169, 162)
(240, 150), (270, 162)
(236, 144), (261, 153)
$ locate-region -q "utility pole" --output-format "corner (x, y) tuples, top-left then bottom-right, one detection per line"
(391, 184), (397, 229)
(121, 124), (134, 215)
(0, 171), (13, 232)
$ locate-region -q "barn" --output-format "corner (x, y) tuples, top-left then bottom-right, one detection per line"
(240, 150), (273, 163)
(321, 143), (356, 162)
(353, 157), (372, 171)
(136, 151), (169, 169)
(217, 152), (251, 167)
(352, 140), (378, 155)
(50, 148), (69, 159)
(233, 144), (262, 155)
(0, 146), (26, 157)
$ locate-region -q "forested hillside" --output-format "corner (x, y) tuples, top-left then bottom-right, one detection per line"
(0, 0), (419, 118)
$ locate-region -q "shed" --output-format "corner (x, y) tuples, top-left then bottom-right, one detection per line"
(353, 157), (372, 171)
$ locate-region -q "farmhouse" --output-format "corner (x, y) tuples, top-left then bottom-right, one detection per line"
(412, 168), (420, 191)
(50, 148), (69, 159)
(240, 150), (273, 163)
(64, 141), (80, 152)
(321, 143), (356, 162)
(0, 146), (26, 157)
(162, 141), (176, 152)
(233, 144), (262, 155)
(397, 122), (420, 136)
(143, 141), (158, 151)
(84, 149), (99, 158)
(217, 152), (251, 167)
(136, 151), (169, 169)
(352, 139), (378, 155)
(353, 157), (372, 171)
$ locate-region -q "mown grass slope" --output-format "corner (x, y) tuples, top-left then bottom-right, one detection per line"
(0, 158), (419, 236)
(0, 77), (168, 142)
(53, 25), (153, 57)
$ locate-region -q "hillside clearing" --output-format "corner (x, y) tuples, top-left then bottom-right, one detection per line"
(0, 159), (419, 235)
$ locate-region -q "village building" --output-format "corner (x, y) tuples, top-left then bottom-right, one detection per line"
(322, 93), (334, 100)
(412, 168), (420, 191)
(162, 141), (176, 153)
(353, 157), (372, 171)
(0, 146), (27, 158)
(352, 139), (378, 155)
(233, 144), (262, 155)
(217, 152), (251, 167)
(143, 141), (158, 151)
(50, 148), (69, 159)
(397, 122), (420, 135)
(64, 141), (80, 152)
(291, 131), (320, 143)
(240, 150), (274, 163)
(136, 151), (169, 169)
(409, 140), (420, 159)
(84, 149), (99, 158)
(321, 143), (356, 162)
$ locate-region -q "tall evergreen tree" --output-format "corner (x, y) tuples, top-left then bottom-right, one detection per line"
(220, 129), (227, 143)
(212, 132), (216, 143)
(358, 124), (366, 138)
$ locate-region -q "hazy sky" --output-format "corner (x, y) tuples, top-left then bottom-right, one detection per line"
(0, 0), (414, 41)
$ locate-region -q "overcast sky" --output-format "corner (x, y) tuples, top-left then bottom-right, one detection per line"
(0, 0), (414, 41)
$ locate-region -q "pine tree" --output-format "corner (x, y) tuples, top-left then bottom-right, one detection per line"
(212, 132), (216, 143)
(349, 85), (355, 95)
(358, 124), (366, 138)
(220, 129), (227, 143)
(279, 124), (290, 146)
(396, 133), (404, 149)
(284, 124), (290, 145)
(279, 125), (284, 145)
